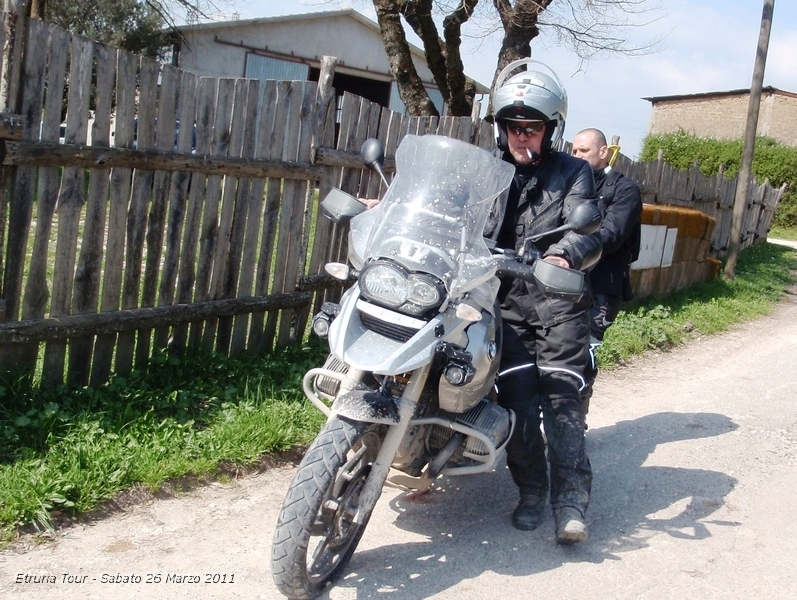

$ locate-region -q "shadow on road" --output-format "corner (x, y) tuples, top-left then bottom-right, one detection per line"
(328, 411), (739, 599)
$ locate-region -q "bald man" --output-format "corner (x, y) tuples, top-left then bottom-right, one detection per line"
(572, 128), (642, 414)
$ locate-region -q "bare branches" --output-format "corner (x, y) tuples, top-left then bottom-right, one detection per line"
(538, 0), (663, 61)
(366, 0), (662, 117)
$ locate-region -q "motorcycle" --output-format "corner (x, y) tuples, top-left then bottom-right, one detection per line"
(271, 134), (600, 600)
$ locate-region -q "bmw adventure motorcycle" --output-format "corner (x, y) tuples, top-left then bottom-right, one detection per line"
(271, 134), (600, 599)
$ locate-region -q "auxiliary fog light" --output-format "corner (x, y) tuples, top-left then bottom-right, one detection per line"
(312, 313), (331, 338)
(311, 302), (340, 339)
(444, 363), (474, 386)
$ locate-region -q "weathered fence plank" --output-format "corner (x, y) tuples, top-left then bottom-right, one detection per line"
(0, 17), (48, 375)
(115, 57), (159, 374)
(258, 80), (296, 351)
(204, 77), (252, 353)
(277, 81), (317, 348)
(190, 77), (235, 350)
(22, 22), (66, 326)
(248, 81), (287, 353)
(171, 76), (216, 351)
(68, 42), (116, 386)
(154, 69), (198, 350)
(0, 293), (311, 343)
(136, 62), (180, 367)
(216, 80), (260, 356)
(41, 33), (93, 386)
(268, 81), (306, 347)
(91, 49), (138, 385)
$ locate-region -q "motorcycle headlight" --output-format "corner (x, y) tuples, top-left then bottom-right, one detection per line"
(359, 261), (444, 316)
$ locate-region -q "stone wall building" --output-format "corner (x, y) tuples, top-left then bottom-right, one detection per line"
(643, 87), (797, 147)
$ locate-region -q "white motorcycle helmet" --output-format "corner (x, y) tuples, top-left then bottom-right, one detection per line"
(490, 58), (568, 155)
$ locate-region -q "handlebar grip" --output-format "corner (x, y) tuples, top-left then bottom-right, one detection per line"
(495, 256), (537, 283)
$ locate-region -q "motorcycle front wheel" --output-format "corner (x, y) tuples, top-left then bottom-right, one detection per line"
(271, 417), (384, 599)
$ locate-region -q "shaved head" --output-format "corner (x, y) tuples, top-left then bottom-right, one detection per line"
(572, 128), (609, 170)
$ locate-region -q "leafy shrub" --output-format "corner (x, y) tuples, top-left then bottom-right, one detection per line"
(640, 132), (797, 228)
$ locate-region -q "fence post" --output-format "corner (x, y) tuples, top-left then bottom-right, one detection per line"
(311, 55), (337, 164)
(0, 0), (29, 375)
(1, 0), (28, 114)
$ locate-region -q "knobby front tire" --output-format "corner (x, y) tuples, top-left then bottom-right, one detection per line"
(271, 417), (384, 599)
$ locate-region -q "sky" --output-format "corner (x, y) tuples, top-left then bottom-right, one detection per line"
(197, 0), (797, 159)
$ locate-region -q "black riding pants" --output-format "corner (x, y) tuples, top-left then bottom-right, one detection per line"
(496, 304), (592, 515)
(583, 293), (623, 413)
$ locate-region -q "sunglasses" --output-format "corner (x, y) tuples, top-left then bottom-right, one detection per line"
(507, 122), (545, 136)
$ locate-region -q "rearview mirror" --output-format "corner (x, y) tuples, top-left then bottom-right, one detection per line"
(565, 202), (602, 236)
(361, 138), (388, 187)
(320, 189), (366, 224)
(360, 138), (384, 169)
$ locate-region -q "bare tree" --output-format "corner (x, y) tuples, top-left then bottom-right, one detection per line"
(367, 0), (660, 117)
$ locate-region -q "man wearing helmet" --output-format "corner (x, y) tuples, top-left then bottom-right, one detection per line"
(484, 60), (602, 544)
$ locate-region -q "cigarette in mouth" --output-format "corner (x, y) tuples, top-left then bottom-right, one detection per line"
(526, 149), (533, 159)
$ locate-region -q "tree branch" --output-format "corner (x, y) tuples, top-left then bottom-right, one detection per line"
(373, 0), (439, 116)
(443, 0), (480, 115)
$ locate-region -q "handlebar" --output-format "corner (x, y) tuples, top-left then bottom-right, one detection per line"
(493, 252), (587, 303)
(494, 255), (538, 283)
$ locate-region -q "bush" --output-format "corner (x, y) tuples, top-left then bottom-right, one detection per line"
(640, 132), (797, 228)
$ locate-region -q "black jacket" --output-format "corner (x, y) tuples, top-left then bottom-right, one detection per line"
(588, 168), (642, 299)
(484, 150), (603, 327)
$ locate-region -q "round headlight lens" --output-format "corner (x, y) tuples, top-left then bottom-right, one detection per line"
(360, 263), (409, 307)
(408, 276), (441, 308)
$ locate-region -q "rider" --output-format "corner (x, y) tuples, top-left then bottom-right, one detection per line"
(483, 60), (602, 543)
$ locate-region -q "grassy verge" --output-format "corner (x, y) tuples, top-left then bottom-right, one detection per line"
(0, 341), (328, 542)
(597, 241), (797, 367)
(0, 242), (795, 542)
(768, 226), (797, 241)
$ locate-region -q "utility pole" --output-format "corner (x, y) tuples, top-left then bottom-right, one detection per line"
(724, 0), (775, 280)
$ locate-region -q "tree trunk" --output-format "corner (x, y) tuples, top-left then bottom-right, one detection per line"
(373, 0), (438, 117)
(442, 0), (479, 116)
(489, 0), (552, 111)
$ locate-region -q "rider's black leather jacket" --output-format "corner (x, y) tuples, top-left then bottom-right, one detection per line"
(484, 149), (603, 327)
(485, 150), (602, 269)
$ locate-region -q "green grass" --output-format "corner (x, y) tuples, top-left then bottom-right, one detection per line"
(0, 242), (795, 543)
(768, 226), (797, 241)
(597, 242), (797, 367)
(0, 341), (328, 541)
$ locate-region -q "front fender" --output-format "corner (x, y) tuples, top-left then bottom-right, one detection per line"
(332, 389), (400, 424)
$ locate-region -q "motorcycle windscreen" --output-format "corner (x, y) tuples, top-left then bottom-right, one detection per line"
(350, 135), (514, 298)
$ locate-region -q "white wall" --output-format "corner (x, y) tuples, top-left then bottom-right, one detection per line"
(177, 13), (436, 85)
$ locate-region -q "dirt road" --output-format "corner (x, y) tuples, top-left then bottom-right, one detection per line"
(2, 289), (797, 600)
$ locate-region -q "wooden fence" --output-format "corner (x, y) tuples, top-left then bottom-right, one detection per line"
(0, 10), (785, 387)
(612, 150), (785, 255)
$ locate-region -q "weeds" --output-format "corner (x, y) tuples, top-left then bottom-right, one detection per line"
(597, 242), (797, 367)
(0, 340), (328, 538)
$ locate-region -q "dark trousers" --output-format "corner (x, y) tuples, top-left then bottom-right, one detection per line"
(583, 293), (623, 413)
(496, 305), (592, 516)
